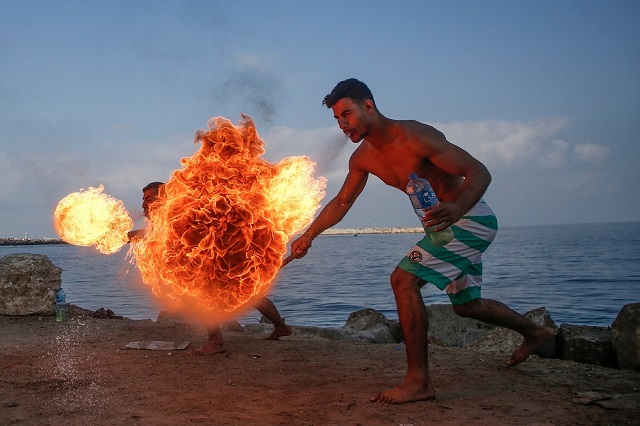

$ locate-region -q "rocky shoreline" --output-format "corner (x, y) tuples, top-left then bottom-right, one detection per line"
(1, 252), (639, 373)
(1, 252), (639, 424)
(2, 306), (639, 425)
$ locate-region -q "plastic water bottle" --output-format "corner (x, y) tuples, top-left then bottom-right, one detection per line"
(406, 173), (454, 246)
(55, 287), (66, 322)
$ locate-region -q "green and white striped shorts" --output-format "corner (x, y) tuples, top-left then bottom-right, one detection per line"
(397, 200), (498, 305)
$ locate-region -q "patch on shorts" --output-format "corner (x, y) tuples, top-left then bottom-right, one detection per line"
(408, 250), (423, 263)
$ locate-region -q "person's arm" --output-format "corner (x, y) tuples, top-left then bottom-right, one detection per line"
(290, 166), (368, 259)
(413, 125), (492, 230)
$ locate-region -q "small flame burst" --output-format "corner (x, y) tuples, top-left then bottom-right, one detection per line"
(131, 115), (326, 321)
(53, 185), (133, 254)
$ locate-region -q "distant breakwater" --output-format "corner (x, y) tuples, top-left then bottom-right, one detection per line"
(321, 227), (423, 235)
(0, 238), (67, 246)
(0, 227), (424, 246)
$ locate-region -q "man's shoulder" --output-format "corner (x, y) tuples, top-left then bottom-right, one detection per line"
(396, 119), (441, 136)
(350, 141), (376, 159)
(347, 143), (379, 173)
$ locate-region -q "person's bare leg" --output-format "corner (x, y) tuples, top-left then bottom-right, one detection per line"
(371, 268), (435, 404)
(253, 297), (292, 340)
(453, 298), (555, 366)
(189, 326), (227, 355)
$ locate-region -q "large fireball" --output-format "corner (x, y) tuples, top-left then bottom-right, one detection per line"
(131, 115), (326, 321)
(53, 185), (133, 254)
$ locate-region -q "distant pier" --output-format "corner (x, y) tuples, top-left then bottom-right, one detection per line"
(0, 228), (423, 246)
(321, 227), (423, 235)
(0, 238), (67, 246)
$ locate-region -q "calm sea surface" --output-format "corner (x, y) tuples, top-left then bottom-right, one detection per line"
(2, 222), (638, 328)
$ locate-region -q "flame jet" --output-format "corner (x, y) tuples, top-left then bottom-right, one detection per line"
(53, 185), (133, 254)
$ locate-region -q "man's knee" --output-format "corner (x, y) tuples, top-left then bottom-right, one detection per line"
(452, 299), (482, 318)
(390, 268), (420, 292)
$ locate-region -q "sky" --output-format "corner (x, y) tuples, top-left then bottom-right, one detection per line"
(1, 0), (639, 239)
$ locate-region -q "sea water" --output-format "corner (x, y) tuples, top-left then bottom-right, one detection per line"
(1, 222), (638, 328)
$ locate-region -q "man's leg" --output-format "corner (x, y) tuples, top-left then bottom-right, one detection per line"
(190, 326), (227, 355)
(452, 298), (555, 366)
(253, 297), (292, 340)
(371, 268), (435, 404)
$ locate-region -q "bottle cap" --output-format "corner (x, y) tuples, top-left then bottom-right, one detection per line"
(409, 173), (417, 179)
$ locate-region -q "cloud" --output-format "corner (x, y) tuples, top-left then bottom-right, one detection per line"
(259, 117), (612, 188)
(434, 118), (570, 168)
(0, 116), (618, 238)
(573, 143), (609, 165)
(262, 117), (586, 179)
(539, 139), (570, 168)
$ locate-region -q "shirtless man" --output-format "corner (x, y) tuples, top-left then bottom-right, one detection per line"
(130, 182), (292, 355)
(290, 78), (555, 404)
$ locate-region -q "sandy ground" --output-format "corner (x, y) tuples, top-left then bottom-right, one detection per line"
(1, 308), (639, 426)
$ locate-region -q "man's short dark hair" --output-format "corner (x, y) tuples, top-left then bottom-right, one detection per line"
(142, 181), (164, 192)
(322, 78), (375, 109)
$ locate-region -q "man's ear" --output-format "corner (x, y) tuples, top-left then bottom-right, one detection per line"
(363, 99), (375, 114)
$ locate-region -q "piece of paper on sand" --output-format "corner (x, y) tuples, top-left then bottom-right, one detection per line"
(125, 341), (190, 350)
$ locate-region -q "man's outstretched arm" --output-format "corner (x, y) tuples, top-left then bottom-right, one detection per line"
(290, 169), (368, 259)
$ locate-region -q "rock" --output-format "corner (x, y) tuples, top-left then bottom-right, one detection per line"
(426, 304), (495, 348)
(343, 308), (403, 343)
(0, 253), (62, 316)
(611, 302), (640, 371)
(66, 304), (96, 318)
(559, 324), (618, 368)
(93, 307), (123, 319)
(242, 319), (401, 344)
(466, 307), (559, 358)
(156, 309), (189, 324)
(221, 320), (244, 332)
(345, 324), (398, 344)
(300, 324), (399, 344)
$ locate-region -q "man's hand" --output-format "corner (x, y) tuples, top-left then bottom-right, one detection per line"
(127, 229), (146, 243)
(422, 201), (465, 231)
(290, 235), (314, 260)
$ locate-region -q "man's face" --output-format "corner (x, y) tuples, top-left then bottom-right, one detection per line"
(331, 98), (372, 143)
(142, 187), (160, 219)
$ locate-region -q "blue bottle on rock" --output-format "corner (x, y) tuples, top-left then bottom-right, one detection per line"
(406, 173), (454, 246)
(55, 287), (66, 322)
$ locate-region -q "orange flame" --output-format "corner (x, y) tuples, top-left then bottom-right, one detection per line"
(53, 185), (133, 254)
(131, 115), (326, 321)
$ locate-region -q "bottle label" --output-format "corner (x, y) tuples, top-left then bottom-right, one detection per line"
(410, 191), (438, 209)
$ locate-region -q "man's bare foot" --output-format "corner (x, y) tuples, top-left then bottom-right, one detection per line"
(370, 381), (435, 404)
(265, 325), (293, 340)
(507, 326), (555, 366)
(189, 341), (227, 356)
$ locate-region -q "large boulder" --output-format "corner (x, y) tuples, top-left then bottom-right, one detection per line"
(466, 307), (558, 358)
(559, 324), (618, 368)
(343, 308), (402, 343)
(426, 304), (495, 348)
(611, 303), (640, 371)
(0, 253), (62, 316)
